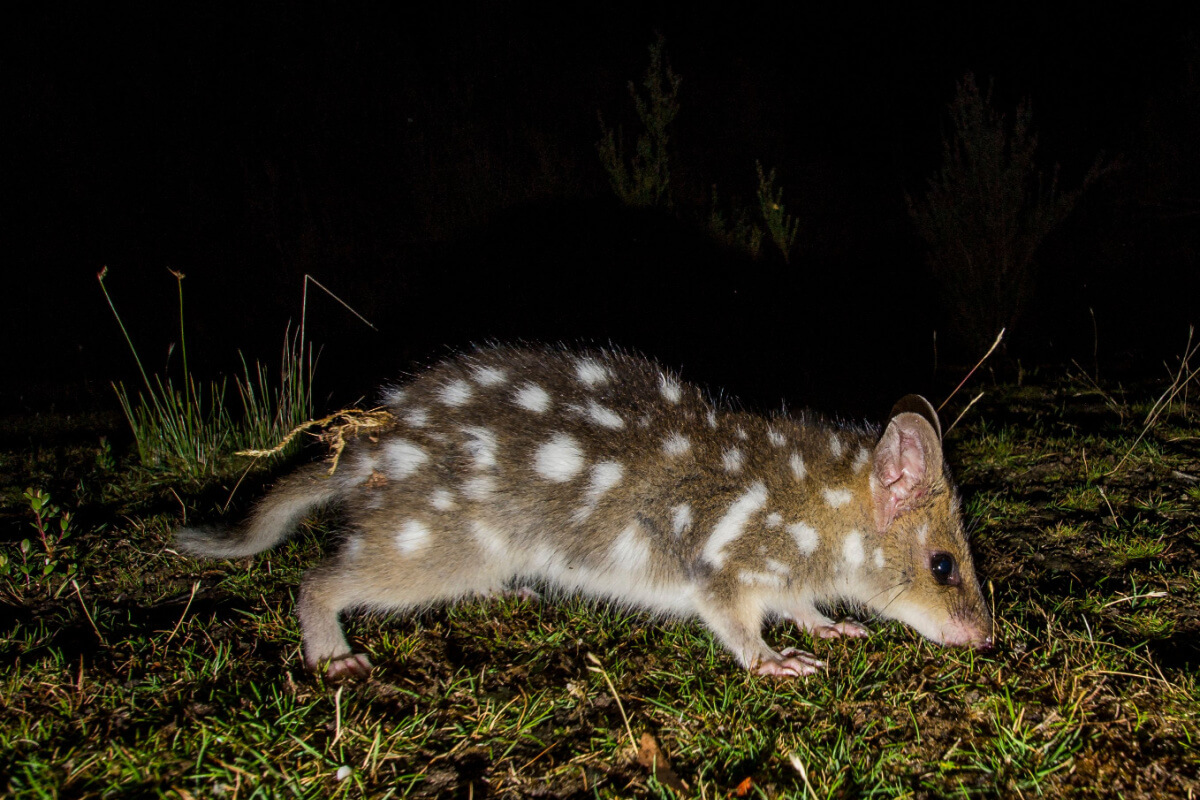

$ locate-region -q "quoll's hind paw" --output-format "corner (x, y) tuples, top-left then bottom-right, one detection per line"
(755, 648), (825, 678)
(814, 620), (871, 639)
(512, 586), (542, 602)
(325, 653), (373, 681)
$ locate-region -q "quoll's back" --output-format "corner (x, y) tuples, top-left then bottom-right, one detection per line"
(177, 345), (992, 679)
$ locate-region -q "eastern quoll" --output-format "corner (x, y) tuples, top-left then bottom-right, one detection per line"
(177, 345), (993, 679)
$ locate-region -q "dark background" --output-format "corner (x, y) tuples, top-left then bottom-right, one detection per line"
(9, 4), (1199, 421)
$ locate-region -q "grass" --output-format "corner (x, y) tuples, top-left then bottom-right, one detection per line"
(98, 266), (316, 484)
(1, 374), (1199, 797)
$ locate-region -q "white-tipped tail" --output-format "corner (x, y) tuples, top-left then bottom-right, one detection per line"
(175, 464), (342, 559)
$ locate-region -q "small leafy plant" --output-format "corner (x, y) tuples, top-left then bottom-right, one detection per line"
(1, 489), (77, 591)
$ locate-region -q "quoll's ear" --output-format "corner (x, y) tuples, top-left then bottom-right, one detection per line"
(888, 394), (942, 441)
(872, 399), (945, 530)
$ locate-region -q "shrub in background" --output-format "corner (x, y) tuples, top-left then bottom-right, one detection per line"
(907, 74), (1106, 356)
(599, 37), (800, 263)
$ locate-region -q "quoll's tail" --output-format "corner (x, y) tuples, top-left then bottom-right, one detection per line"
(175, 463), (344, 559)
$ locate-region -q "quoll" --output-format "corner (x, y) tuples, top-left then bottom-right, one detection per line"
(177, 345), (993, 679)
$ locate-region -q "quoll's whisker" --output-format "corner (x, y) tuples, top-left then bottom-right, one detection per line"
(175, 345), (992, 679)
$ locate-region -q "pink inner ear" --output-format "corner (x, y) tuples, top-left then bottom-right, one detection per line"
(873, 424), (930, 528)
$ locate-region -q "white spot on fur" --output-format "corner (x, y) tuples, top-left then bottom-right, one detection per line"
(788, 521), (819, 555)
(874, 547), (885, 569)
(843, 530), (865, 567)
(917, 523), (929, 545)
(735, 427), (748, 441)
(344, 537), (363, 559)
(439, 379), (473, 407)
(739, 570), (785, 589)
(404, 407), (428, 428)
(823, 487), (853, 509)
(671, 503), (692, 536)
(574, 461), (624, 521)
(461, 426), (498, 470)
(767, 428), (786, 447)
(513, 383), (551, 413)
(852, 446), (870, 474)
(765, 512), (783, 528)
(765, 558), (791, 575)
(659, 374), (682, 404)
(472, 365), (508, 386)
(394, 520), (430, 554)
(471, 520), (507, 557)
(575, 358), (608, 387)
(829, 433), (844, 458)
(706, 410), (718, 428)
(790, 452), (807, 480)
(662, 433), (691, 457)
(704, 483), (768, 568)
(430, 489), (456, 511)
(610, 524), (651, 567)
(462, 475), (495, 501)
(534, 433), (584, 482)
(584, 401), (624, 429)
(382, 386), (406, 406)
(383, 439), (427, 479)
(722, 447), (744, 473)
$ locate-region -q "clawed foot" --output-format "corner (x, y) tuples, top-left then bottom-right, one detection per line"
(324, 653), (373, 680)
(754, 648), (825, 677)
(812, 620), (871, 639)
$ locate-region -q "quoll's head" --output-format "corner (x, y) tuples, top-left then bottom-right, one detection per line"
(866, 396), (993, 650)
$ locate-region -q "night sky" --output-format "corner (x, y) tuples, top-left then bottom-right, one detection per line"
(9, 4), (1199, 419)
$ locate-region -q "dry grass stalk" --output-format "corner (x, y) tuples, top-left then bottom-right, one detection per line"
(236, 407), (396, 475)
(1110, 326), (1200, 475)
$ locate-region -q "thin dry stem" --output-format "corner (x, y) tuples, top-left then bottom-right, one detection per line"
(939, 328), (1005, 413)
(1109, 327), (1200, 475)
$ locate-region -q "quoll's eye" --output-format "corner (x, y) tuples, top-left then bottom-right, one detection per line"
(930, 552), (959, 586)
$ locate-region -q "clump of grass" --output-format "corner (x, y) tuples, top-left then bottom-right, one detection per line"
(1098, 522), (1168, 565)
(1110, 326), (1200, 474)
(97, 267), (315, 482)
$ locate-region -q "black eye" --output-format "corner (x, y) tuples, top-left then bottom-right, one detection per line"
(930, 553), (959, 586)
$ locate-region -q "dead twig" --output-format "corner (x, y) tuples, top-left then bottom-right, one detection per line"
(236, 407), (395, 475)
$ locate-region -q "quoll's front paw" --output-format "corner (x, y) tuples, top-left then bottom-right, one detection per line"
(813, 620), (871, 639)
(754, 648), (825, 678)
(325, 653), (373, 681)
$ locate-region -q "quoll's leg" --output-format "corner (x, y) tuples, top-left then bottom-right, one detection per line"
(695, 591), (825, 678)
(785, 602), (871, 639)
(297, 562), (373, 680)
(297, 524), (517, 680)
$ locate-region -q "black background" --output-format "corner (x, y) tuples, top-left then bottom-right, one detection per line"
(9, 4), (1199, 419)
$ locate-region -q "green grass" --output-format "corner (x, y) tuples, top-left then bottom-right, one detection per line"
(98, 267), (315, 484)
(2, 378), (1199, 797)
